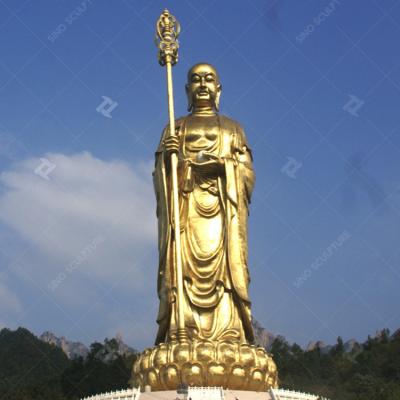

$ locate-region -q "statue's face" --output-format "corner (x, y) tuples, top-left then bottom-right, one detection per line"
(186, 64), (221, 111)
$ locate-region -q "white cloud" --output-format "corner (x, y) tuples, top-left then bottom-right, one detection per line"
(0, 152), (158, 321)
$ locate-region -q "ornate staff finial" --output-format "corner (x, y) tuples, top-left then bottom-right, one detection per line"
(155, 9), (180, 66)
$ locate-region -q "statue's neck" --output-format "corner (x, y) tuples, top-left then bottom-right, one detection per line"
(191, 104), (217, 116)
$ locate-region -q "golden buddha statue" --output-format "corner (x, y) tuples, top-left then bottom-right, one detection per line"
(154, 63), (255, 346)
(132, 62), (278, 391)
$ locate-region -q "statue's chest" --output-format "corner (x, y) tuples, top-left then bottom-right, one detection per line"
(183, 119), (220, 154)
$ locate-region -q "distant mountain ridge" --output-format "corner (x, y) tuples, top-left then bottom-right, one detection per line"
(39, 331), (136, 361)
(252, 318), (362, 354)
(40, 331), (89, 360)
(252, 318), (276, 350)
(306, 328), (392, 354)
(39, 322), (391, 357)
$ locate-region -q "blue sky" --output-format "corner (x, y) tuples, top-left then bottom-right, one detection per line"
(0, 0), (400, 350)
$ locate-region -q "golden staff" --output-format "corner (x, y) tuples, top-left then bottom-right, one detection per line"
(155, 10), (187, 343)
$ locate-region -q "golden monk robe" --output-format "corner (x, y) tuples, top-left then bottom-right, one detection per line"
(153, 63), (255, 346)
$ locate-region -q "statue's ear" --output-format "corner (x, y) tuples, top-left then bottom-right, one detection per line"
(185, 84), (193, 112)
(214, 84), (222, 112)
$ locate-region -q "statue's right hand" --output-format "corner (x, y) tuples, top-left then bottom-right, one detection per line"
(163, 135), (180, 156)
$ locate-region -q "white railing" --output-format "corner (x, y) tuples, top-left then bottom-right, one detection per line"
(270, 388), (329, 400)
(188, 386), (224, 400)
(81, 387), (140, 400)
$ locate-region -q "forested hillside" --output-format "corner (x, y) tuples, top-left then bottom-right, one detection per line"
(0, 327), (136, 400)
(0, 326), (399, 399)
(270, 329), (400, 399)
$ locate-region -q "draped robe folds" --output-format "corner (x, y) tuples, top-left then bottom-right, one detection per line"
(153, 114), (255, 345)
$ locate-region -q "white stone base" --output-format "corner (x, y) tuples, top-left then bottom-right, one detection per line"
(269, 388), (329, 399)
(134, 389), (272, 400)
(81, 388), (329, 400)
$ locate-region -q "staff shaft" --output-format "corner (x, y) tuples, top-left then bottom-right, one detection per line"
(165, 59), (187, 343)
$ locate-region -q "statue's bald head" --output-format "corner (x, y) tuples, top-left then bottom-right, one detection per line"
(186, 63), (222, 112)
(187, 63), (220, 83)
